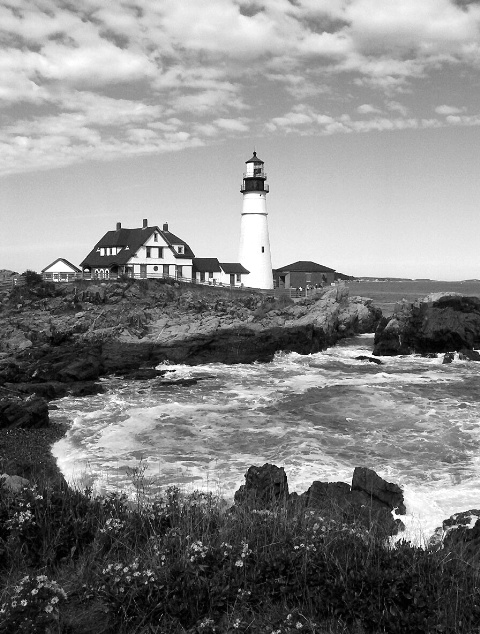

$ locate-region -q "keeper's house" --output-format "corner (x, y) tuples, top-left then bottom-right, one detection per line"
(192, 258), (249, 287)
(81, 220), (194, 281)
(273, 260), (336, 289)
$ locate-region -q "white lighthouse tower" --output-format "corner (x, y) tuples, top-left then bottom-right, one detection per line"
(239, 151), (273, 289)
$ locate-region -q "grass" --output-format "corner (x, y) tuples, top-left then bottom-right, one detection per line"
(1, 474), (480, 634)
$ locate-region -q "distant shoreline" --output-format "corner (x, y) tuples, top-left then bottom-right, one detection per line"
(345, 279), (480, 317)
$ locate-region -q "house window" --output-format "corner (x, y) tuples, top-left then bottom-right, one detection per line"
(200, 272), (205, 282)
(100, 248), (105, 256)
(154, 233), (158, 242)
(163, 264), (170, 276)
(236, 274), (241, 283)
(175, 265), (183, 279)
(146, 247), (151, 258)
(109, 248), (113, 255)
(153, 266), (158, 271)
(177, 245), (184, 254)
(158, 247), (163, 258)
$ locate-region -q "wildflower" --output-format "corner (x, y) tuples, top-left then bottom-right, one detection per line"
(45, 605), (53, 613)
(20, 600), (27, 607)
(235, 560), (244, 567)
(51, 597), (59, 604)
(296, 622), (303, 629)
(233, 618), (241, 629)
(31, 589), (38, 595)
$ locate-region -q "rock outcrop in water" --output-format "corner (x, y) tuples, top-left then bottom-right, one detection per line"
(430, 510), (480, 561)
(234, 463), (405, 536)
(373, 293), (480, 356)
(0, 280), (382, 427)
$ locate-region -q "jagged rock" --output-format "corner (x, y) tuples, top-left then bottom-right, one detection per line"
(234, 463), (289, 508)
(5, 381), (103, 399)
(443, 352), (455, 364)
(430, 510), (480, 559)
(352, 466), (406, 514)
(28, 349), (103, 383)
(116, 368), (168, 380)
(0, 395), (49, 429)
(355, 355), (383, 365)
(458, 348), (480, 361)
(374, 293), (480, 356)
(234, 463), (405, 536)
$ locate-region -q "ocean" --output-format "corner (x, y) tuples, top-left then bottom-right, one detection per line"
(51, 326), (480, 546)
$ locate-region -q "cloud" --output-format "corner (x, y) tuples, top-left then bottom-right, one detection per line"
(435, 104), (466, 115)
(2, 0), (480, 175)
(357, 103), (383, 114)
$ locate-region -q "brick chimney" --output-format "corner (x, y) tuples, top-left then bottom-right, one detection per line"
(116, 222), (121, 230)
(163, 222), (168, 231)
(142, 219), (148, 228)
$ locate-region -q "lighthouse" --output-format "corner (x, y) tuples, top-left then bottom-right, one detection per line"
(239, 151), (274, 289)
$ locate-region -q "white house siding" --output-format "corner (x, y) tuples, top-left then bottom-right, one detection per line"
(127, 233), (193, 279)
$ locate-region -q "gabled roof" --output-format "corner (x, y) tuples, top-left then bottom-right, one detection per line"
(81, 224), (195, 268)
(192, 258), (222, 273)
(274, 261), (336, 273)
(245, 151), (264, 164)
(42, 258), (81, 273)
(220, 262), (250, 274)
(162, 229), (195, 259)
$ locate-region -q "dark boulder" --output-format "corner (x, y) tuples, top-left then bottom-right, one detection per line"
(374, 294), (480, 356)
(301, 468), (405, 535)
(233, 463), (405, 536)
(430, 510), (480, 561)
(234, 463), (289, 508)
(117, 368), (169, 380)
(28, 348), (103, 383)
(0, 395), (49, 429)
(355, 355), (383, 365)
(352, 466), (406, 514)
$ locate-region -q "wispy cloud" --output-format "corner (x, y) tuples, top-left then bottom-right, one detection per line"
(1, 0), (480, 174)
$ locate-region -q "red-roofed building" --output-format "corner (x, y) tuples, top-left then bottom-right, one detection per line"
(81, 220), (194, 281)
(273, 261), (336, 289)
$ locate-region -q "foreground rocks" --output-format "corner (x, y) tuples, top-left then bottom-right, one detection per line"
(373, 293), (480, 356)
(234, 463), (406, 536)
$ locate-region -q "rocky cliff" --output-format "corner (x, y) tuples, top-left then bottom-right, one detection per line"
(0, 279), (382, 428)
(373, 292), (480, 356)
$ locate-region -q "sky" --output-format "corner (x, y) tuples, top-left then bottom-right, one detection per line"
(1, 0), (480, 281)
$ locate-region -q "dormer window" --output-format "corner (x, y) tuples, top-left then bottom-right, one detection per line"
(100, 248), (105, 256)
(177, 245), (184, 254)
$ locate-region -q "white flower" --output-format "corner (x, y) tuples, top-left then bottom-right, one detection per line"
(235, 560), (244, 568)
(296, 622), (303, 629)
(20, 600), (27, 607)
(31, 589), (38, 595)
(51, 597), (59, 604)
(45, 605), (53, 613)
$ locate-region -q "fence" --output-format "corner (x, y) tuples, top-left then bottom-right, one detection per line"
(0, 277), (25, 291)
